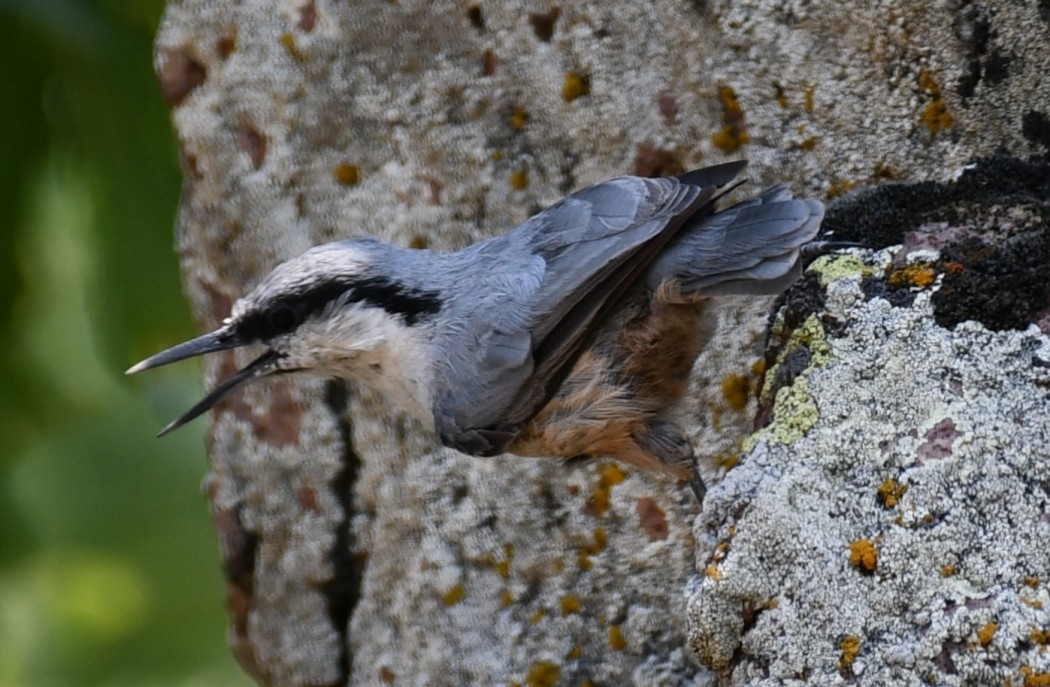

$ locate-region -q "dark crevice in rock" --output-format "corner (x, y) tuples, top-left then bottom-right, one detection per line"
(321, 380), (367, 683)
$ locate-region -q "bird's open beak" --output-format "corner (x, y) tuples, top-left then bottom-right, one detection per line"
(127, 328), (282, 436)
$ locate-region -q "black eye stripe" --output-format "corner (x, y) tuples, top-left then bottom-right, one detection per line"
(237, 276), (442, 341)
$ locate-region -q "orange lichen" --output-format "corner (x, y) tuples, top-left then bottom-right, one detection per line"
(888, 263), (937, 289)
(839, 635), (861, 670)
(1025, 576), (1040, 588)
(577, 527), (607, 570)
(560, 595), (581, 615)
(873, 161), (899, 180)
(804, 83), (816, 112)
(721, 373), (750, 410)
(442, 584), (465, 606)
(712, 125), (750, 154)
(716, 452), (739, 470)
(591, 527), (608, 552)
(525, 660), (560, 687)
(1031, 627), (1050, 645)
(827, 180), (856, 199)
(586, 465), (627, 517)
(600, 464), (627, 487)
(977, 622), (998, 646)
(849, 539), (878, 573)
(510, 106), (528, 130)
(510, 169), (528, 190)
(1022, 597), (1044, 609)
(941, 564), (957, 576)
(280, 32), (307, 62)
(565, 645), (582, 660)
(530, 609), (546, 624)
(799, 136), (819, 151)
(704, 565), (722, 580)
(562, 71), (590, 102)
(609, 624), (627, 651)
(334, 163), (360, 186)
(774, 82), (789, 109)
(501, 590), (514, 607)
(719, 85), (743, 117)
(712, 85), (750, 153)
(1022, 666), (1050, 687)
(918, 70), (954, 134)
(877, 477), (908, 508)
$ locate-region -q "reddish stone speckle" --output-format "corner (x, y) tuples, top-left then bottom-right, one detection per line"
(255, 380), (302, 447)
(658, 92), (678, 126)
(636, 497), (669, 541)
(299, 485), (320, 513)
(416, 175), (444, 205)
(633, 144), (682, 177)
(298, 0), (317, 31)
(158, 46), (206, 107)
(528, 8), (561, 42)
(918, 418), (961, 460)
(217, 32), (237, 59)
(482, 49), (499, 76)
(181, 151), (203, 181)
(211, 507), (257, 640)
(226, 581), (252, 637)
(466, 5), (484, 30)
(236, 118), (268, 169)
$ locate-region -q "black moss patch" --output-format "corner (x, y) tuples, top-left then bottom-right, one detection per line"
(824, 156), (1050, 332)
(933, 235), (1050, 331)
(861, 275), (919, 308)
(1022, 110), (1050, 155)
(770, 271), (826, 333)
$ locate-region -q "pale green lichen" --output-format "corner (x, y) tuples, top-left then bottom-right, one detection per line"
(789, 315), (831, 363)
(808, 253), (873, 286)
(745, 376), (819, 450)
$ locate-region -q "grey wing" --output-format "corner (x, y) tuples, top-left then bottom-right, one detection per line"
(646, 184), (825, 300)
(434, 163), (747, 456)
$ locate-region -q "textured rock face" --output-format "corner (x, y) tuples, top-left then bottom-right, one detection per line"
(690, 158), (1050, 686)
(692, 257), (1050, 685)
(153, 1), (1050, 685)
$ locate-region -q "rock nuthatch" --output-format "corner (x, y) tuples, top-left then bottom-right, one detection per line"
(128, 161), (825, 499)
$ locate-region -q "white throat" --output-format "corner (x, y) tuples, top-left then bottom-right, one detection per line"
(289, 306), (434, 426)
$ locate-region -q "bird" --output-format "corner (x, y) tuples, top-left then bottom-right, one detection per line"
(128, 160), (825, 500)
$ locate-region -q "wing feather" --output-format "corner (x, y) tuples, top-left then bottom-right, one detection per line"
(434, 164), (747, 455)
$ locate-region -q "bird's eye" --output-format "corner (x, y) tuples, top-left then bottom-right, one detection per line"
(268, 305), (298, 333)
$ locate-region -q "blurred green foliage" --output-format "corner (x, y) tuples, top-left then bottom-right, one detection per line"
(1, 1), (251, 684)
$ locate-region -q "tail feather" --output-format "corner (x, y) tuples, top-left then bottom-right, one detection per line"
(647, 191), (824, 301)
